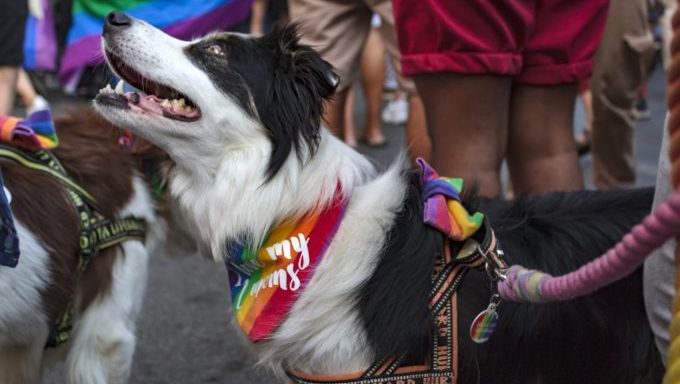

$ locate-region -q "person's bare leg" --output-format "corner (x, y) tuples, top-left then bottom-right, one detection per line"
(359, 27), (386, 145)
(581, 88), (593, 134)
(405, 94), (430, 163)
(507, 84), (583, 195)
(0, 67), (19, 115)
(415, 73), (511, 197)
(16, 69), (37, 108)
(343, 85), (357, 147)
(323, 88), (349, 140)
(249, 0), (269, 36)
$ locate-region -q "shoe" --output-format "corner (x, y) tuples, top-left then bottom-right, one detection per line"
(27, 95), (50, 115)
(575, 129), (591, 156)
(632, 99), (651, 121)
(382, 98), (408, 125)
(359, 134), (387, 147)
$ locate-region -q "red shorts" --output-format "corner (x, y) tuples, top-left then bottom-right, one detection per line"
(392, 0), (609, 85)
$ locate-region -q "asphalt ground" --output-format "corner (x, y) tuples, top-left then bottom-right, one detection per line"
(34, 67), (667, 383)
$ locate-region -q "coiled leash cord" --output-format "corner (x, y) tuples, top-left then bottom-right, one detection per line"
(497, 192), (680, 303)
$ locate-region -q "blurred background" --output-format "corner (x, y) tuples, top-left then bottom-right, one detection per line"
(0, 0), (670, 382)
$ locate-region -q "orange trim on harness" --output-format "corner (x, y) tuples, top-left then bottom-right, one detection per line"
(287, 222), (502, 384)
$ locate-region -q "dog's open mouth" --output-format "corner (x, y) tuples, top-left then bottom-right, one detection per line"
(95, 50), (201, 122)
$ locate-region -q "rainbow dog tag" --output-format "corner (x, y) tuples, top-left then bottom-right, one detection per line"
(469, 294), (500, 343)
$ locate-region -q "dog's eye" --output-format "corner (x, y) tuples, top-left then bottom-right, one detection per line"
(206, 44), (224, 56)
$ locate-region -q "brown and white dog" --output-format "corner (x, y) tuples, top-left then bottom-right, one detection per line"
(94, 12), (664, 384)
(0, 109), (163, 384)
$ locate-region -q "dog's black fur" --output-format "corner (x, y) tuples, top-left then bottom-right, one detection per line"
(186, 25), (338, 178)
(360, 177), (664, 383)
(359, 173), (439, 363)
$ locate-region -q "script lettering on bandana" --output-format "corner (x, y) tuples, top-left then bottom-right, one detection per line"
(234, 233), (310, 305)
(226, 198), (346, 342)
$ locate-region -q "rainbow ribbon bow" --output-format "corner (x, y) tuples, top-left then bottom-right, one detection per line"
(0, 110), (58, 151)
(418, 158), (484, 241)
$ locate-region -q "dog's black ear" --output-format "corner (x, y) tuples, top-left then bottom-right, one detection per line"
(258, 24), (339, 178)
(265, 24), (339, 98)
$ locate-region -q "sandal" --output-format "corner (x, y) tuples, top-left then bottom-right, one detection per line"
(359, 135), (388, 148)
(575, 129), (591, 156)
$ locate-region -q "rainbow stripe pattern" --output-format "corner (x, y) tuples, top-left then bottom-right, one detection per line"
(59, 0), (253, 87)
(469, 307), (499, 343)
(0, 110), (58, 151)
(226, 197), (347, 342)
(417, 158), (484, 241)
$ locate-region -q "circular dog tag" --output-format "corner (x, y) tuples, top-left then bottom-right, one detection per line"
(469, 308), (499, 344)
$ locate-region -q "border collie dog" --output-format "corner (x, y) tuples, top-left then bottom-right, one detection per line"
(0, 109), (162, 384)
(95, 12), (664, 383)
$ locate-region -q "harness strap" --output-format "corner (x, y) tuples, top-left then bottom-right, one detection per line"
(288, 236), (465, 384)
(0, 146), (96, 204)
(287, 217), (505, 384)
(0, 144), (147, 348)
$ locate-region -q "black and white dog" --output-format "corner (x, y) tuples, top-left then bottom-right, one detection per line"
(94, 12), (664, 383)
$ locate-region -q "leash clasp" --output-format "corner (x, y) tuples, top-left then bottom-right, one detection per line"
(477, 235), (508, 282)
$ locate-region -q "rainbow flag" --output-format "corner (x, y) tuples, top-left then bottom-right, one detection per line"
(227, 198), (346, 342)
(23, 0), (58, 71)
(59, 0), (253, 87)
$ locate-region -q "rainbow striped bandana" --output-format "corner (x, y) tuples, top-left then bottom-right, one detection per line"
(226, 196), (347, 342)
(0, 110), (58, 151)
(417, 158), (484, 241)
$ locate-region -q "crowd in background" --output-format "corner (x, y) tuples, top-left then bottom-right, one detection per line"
(0, 0), (679, 373)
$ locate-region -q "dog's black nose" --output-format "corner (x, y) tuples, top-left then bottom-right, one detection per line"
(104, 11), (132, 34)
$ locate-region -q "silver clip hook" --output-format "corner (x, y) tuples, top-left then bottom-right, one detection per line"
(478, 244), (507, 282)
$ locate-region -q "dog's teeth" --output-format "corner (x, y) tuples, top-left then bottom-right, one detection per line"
(177, 98), (186, 108)
(115, 80), (124, 94)
(99, 84), (114, 94)
(160, 99), (172, 108)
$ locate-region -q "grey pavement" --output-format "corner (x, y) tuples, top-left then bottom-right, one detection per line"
(38, 68), (666, 384)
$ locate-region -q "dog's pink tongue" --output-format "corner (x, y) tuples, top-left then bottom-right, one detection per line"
(130, 93), (163, 114)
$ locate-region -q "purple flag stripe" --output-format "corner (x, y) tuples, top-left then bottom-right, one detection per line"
(36, 0), (57, 70)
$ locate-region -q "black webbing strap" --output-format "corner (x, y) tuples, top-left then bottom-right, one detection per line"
(287, 235), (465, 384)
(287, 219), (503, 384)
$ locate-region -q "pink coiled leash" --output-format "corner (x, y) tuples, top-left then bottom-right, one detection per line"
(497, 191), (680, 302)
